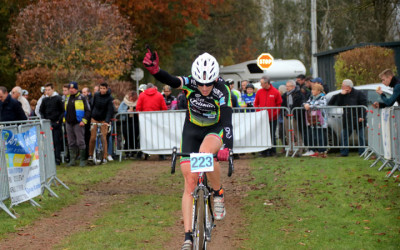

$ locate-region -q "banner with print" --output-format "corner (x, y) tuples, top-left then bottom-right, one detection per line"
(139, 109), (271, 154)
(2, 127), (41, 206)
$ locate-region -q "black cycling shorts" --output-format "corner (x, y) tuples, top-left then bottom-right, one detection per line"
(180, 120), (223, 164)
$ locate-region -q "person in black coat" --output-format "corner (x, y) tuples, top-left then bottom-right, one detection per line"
(40, 83), (64, 165)
(88, 82), (114, 163)
(328, 79), (367, 156)
(0, 86), (27, 122)
(281, 80), (305, 155)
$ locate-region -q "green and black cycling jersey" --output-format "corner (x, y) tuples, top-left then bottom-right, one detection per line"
(153, 70), (233, 149)
(181, 76), (232, 126)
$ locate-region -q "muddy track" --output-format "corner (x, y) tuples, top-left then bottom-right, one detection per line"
(0, 157), (252, 250)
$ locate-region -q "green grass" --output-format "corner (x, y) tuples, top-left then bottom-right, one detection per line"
(55, 165), (183, 249)
(0, 161), (129, 239)
(241, 154), (400, 249)
(55, 194), (181, 250)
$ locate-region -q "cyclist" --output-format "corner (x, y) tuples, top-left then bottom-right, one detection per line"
(143, 49), (233, 249)
(88, 82), (114, 164)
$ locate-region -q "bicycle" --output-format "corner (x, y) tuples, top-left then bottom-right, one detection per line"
(91, 122), (111, 165)
(171, 146), (234, 250)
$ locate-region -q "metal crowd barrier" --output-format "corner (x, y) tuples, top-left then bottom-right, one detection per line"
(40, 120), (69, 191)
(289, 105), (368, 157)
(0, 125), (18, 219)
(0, 119), (69, 219)
(113, 107), (290, 160)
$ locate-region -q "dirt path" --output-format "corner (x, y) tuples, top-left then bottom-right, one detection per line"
(0, 157), (252, 250)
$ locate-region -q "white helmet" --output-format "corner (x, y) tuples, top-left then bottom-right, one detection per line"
(191, 53), (219, 84)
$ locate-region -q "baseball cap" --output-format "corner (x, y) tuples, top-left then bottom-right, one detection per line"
(310, 77), (324, 84)
(69, 81), (78, 90)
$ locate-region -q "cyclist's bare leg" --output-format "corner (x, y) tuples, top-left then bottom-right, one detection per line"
(200, 134), (223, 191)
(181, 162), (198, 232)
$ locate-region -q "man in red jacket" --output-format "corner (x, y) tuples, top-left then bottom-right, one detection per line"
(254, 76), (282, 157)
(136, 83), (168, 112)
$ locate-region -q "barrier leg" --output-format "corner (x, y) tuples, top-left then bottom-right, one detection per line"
(29, 199), (41, 207)
(43, 184), (59, 198)
(370, 156), (382, 168)
(385, 163), (399, 178)
(360, 148), (369, 158)
(378, 160), (390, 171)
(53, 176), (70, 190)
(0, 201), (17, 219)
(365, 150), (375, 160)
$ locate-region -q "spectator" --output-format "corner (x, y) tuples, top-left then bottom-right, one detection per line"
(82, 87), (93, 107)
(39, 83), (64, 165)
(29, 99), (37, 117)
(254, 75), (282, 157)
(162, 85), (178, 110)
(226, 79), (245, 108)
(310, 77), (329, 94)
(296, 74), (311, 100)
(241, 80), (249, 95)
(0, 86), (27, 121)
(328, 79), (367, 156)
(62, 84), (69, 102)
(81, 86), (92, 159)
(282, 80), (305, 155)
(61, 84), (70, 162)
(373, 68), (400, 108)
(303, 84), (328, 158)
(136, 83), (168, 160)
(11, 86), (31, 118)
(242, 83), (256, 111)
(277, 85), (287, 149)
(224, 80), (238, 108)
(138, 84), (147, 95)
(177, 90), (187, 110)
(108, 98), (121, 158)
(93, 85), (99, 94)
(22, 89), (29, 100)
(64, 81), (90, 166)
(118, 90), (139, 159)
(88, 82), (114, 164)
(35, 86), (47, 118)
(136, 83), (168, 112)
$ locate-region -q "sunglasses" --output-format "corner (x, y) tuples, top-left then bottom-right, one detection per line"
(196, 81), (214, 87)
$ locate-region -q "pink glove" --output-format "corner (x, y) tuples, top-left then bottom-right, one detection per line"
(143, 49), (160, 75)
(217, 148), (230, 161)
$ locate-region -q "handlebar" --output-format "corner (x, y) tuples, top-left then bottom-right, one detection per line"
(171, 147), (234, 177)
(90, 122), (111, 133)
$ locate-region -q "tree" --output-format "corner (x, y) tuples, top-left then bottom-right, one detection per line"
(0, 0), (32, 90)
(8, 0), (136, 84)
(334, 46), (396, 88)
(110, 0), (222, 57)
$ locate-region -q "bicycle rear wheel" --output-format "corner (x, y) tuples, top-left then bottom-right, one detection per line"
(193, 189), (206, 250)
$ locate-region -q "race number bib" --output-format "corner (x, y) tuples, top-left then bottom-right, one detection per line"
(190, 153), (214, 173)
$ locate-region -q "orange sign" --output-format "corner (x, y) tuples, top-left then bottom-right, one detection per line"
(257, 53), (274, 70)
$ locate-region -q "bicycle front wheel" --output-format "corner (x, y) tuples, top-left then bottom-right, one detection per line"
(94, 138), (104, 165)
(193, 189), (206, 250)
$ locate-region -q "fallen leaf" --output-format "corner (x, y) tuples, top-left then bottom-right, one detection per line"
(298, 242), (306, 246)
(356, 221), (360, 224)
(84, 203), (92, 206)
(364, 227), (370, 230)
(305, 230), (311, 233)
(367, 178), (375, 183)
(349, 231), (355, 235)
(374, 232), (386, 235)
